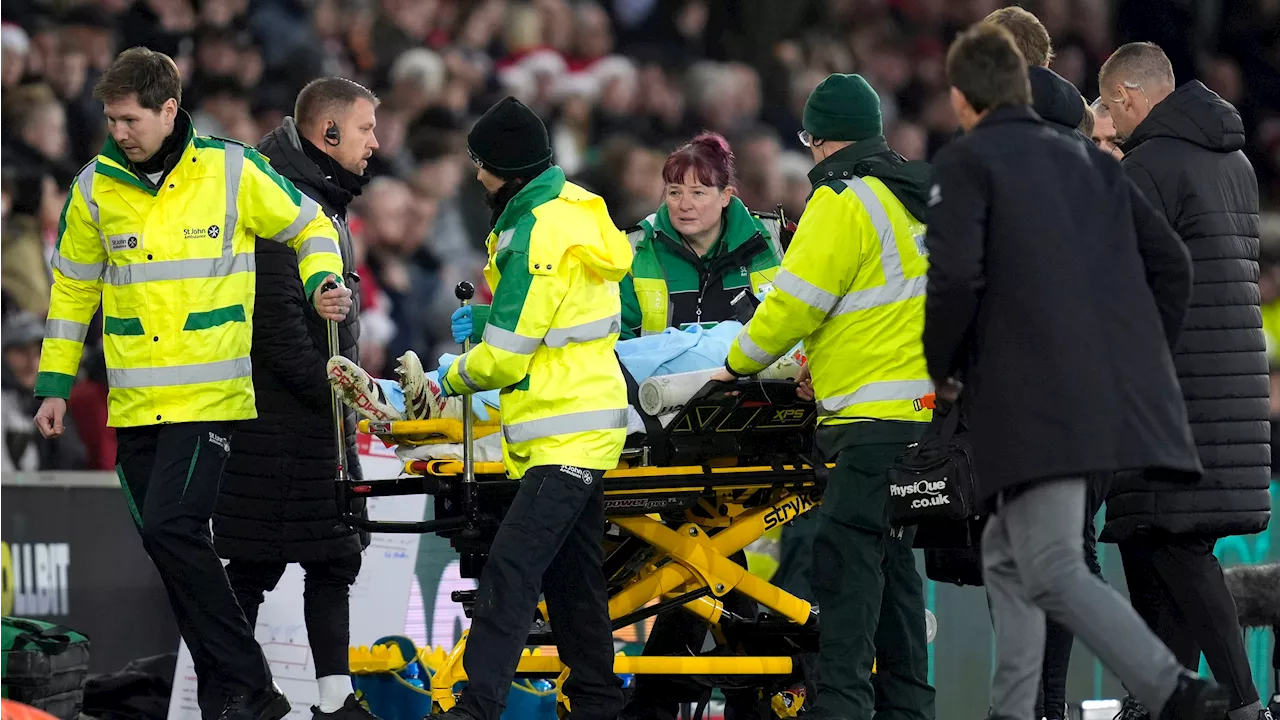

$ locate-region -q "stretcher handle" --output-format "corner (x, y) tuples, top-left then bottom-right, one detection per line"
(343, 515), (470, 535)
(322, 278), (347, 492)
(455, 281), (476, 485)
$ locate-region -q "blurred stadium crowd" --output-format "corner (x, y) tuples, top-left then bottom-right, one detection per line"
(3, 0), (1280, 472)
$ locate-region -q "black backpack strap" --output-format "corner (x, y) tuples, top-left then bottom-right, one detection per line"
(10, 620), (77, 655)
(617, 353), (664, 440)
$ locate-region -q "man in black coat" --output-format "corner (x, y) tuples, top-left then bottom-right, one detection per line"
(212, 77), (380, 720)
(981, 9), (1121, 719)
(1097, 41), (1272, 720)
(925, 24), (1225, 720)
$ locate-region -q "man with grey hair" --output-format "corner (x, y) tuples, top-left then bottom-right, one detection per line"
(1098, 41), (1272, 720)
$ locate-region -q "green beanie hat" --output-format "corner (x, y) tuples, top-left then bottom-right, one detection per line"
(802, 73), (883, 142)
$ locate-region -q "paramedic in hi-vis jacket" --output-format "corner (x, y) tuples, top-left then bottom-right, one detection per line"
(31, 47), (350, 720)
(712, 73), (937, 720)
(434, 97), (633, 720)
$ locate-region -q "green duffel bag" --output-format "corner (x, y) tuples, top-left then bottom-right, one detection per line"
(1, 617), (91, 720)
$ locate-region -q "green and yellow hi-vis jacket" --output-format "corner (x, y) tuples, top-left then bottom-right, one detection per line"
(620, 196), (786, 338)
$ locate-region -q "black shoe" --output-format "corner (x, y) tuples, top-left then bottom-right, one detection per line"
(312, 694), (381, 720)
(1118, 696), (1152, 720)
(1256, 708), (1274, 720)
(1158, 673), (1230, 720)
(218, 687), (292, 720)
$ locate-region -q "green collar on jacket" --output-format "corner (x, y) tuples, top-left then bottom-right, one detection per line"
(493, 166), (567, 236)
(97, 109), (199, 195)
(807, 136), (933, 222)
(649, 195), (761, 260)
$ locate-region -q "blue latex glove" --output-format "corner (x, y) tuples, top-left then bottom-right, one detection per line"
(450, 306), (473, 345)
(437, 358), (457, 396)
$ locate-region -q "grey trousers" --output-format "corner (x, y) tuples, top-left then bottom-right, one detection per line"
(982, 478), (1184, 720)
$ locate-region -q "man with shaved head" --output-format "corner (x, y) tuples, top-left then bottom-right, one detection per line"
(1098, 41), (1271, 720)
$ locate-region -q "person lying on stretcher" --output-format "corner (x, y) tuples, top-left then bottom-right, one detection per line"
(324, 317), (806, 461)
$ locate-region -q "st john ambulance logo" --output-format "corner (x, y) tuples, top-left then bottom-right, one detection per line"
(184, 225), (221, 240)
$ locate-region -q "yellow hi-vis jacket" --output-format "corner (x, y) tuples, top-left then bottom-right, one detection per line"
(726, 173), (934, 425)
(36, 116), (345, 428)
(442, 167), (633, 478)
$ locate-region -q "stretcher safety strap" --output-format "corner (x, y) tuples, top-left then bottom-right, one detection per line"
(502, 408), (629, 444)
(817, 379), (935, 415)
(44, 319), (90, 343)
(102, 143), (250, 286)
(107, 356), (253, 389)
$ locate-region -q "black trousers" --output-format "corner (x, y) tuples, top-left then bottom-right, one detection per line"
(456, 465), (623, 720)
(623, 549), (759, 720)
(1035, 473), (1108, 720)
(116, 422), (270, 710)
(225, 553), (363, 679)
(1119, 534), (1259, 710)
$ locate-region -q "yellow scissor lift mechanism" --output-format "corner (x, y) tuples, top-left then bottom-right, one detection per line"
(339, 335), (935, 717)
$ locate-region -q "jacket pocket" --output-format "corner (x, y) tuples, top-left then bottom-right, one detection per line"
(183, 305), (247, 331)
(104, 316), (145, 336)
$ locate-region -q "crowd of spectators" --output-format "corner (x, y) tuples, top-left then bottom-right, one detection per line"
(3, 0), (1279, 471)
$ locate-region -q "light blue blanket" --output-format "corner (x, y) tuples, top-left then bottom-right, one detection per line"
(373, 323), (744, 422)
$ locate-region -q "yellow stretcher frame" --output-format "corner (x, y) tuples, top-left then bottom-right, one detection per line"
(359, 419), (833, 717)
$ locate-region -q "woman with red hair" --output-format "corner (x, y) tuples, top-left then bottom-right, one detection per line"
(618, 133), (787, 720)
(619, 132), (788, 339)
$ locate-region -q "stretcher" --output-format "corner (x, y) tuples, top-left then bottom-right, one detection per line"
(336, 287), (935, 719)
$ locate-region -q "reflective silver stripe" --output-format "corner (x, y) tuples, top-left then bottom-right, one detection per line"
(843, 178), (905, 283)
(735, 326), (780, 368)
(641, 328), (663, 337)
(626, 228), (645, 251)
(104, 252), (255, 285)
(773, 269), (837, 314)
(223, 142), (244, 257)
(45, 319), (90, 343)
(75, 163), (108, 254)
(297, 236), (340, 262)
(76, 164), (100, 225)
(826, 177), (926, 318)
(495, 229), (516, 254)
(455, 354), (483, 393)
(830, 275), (927, 316)
(107, 357), (253, 389)
(502, 408), (629, 444)
(269, 193), (322, 242)
(51, 253), (105, 281)
(544, 315), (620, 347)
(482, 324), (543, 355)
(817, 379), (935, 415)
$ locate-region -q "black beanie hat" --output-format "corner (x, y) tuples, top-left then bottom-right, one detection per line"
(466, 97), (553, 180)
